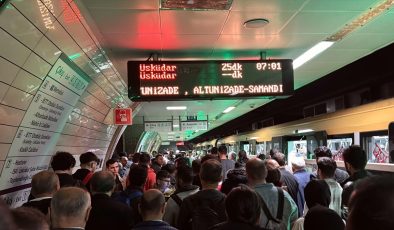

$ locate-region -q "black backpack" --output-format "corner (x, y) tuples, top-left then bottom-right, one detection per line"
(259, 187), (287, 230)
(190, 196), (225, 230)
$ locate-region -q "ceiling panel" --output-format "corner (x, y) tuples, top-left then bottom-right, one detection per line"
(280, 11), (362, 34)
(231, 0), (307, 12)
(303, 0), (380, 12)
(88, 9), (160, 34)
(222, 11), (295, 35)
(160, 10), (228, 35)
(161, 34), (219, 50)
(83, 0), (159, 10)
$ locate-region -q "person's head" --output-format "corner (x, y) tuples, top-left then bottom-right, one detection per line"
(229, 152), (237, 161)
(51, 151), (76, 173)
(139, 153), (151, 166)
(90, 171), (115, 195)
(120, 156), (128, 167)
(161, 163), (176, 176)
(127, 152), (134, 161)
(304, 180), (331, 208)
(176, 166), (193, 188)
(31, 171), (59, 198)
(347, 175), (394, 230)
(200, 159), (222, 187)
(238, 150), (248, 162)
(175, 157), (190, 168)
(155, 154), (164, 166)
(106, 159), (119, 175)
(269, 148), (279, 158)
(317, 157), (337, 179)
(50, 187), (91, 228)
(265, 159), (280, 170)
(11, 207), (50, 230)
(225, 185), (261, 226)
(342, 145), (367, 174)
(257, 153), (266, 161)
(220, 168), (248, 195)
(139, 189), (166, 220)
(210, 147), (218, 155)
(314, 146), (332, 160)
(304, 205), (345, 230)
(132, 152), (141, 164)
(246, 158), (267, 185)
(201, 154), (220, 164)
(191, 159), (201, 174)
(128, 165), (148, 187)
(79, 152), (99, 172)
(266, 168), (282, 187)
(218, 145), (227, 155)
(271, 152), (286, 166)
(155, 170), (171, 193)
(291, 157), (306, 172)
(0, 199), (16, 230)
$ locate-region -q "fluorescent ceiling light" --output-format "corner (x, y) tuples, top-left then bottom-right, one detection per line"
(294, 129), (314, 134)
(293, 41), (334, 69)
(173, 124), (179, 127)
(166, 106), (187, 110)
(249, 137), (259, 140)
(168, 132), (175, 134)
(223, 106), (236, 113)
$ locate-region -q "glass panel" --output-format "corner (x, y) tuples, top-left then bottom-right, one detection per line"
(287, 140), (307, 169)
(327, 138), (353, 161)
(364, 136), (389, 163)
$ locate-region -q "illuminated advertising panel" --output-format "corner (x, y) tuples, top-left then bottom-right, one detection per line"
(128, 60), (294, 101)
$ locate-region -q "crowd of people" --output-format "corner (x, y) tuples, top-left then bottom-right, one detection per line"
(1, 145), (394, 230)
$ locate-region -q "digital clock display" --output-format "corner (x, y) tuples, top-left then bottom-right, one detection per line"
(128, 60), (294, 101)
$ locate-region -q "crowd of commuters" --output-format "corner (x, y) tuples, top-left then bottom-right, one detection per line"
(0, 145), (393, 230)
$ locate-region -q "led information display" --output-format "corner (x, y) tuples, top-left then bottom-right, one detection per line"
(128, 60), (294, 101)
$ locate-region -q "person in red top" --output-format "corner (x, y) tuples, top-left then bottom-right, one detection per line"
(139, 153), (156, 191)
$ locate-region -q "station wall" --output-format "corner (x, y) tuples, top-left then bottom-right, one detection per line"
(0, 0), (131, 207)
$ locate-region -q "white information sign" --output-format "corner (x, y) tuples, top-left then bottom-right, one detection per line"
(48, 57), (89, 95)
(20, 92), (73, 133)
(7, 127), (61, 157)
(1, 187), (31, 208)
(1, 54), (90, 194)
(40, 76), (80, 106)
(144, 122), (173, 132)
(180, 121), (208, 131)
(0, 156), (51, 191)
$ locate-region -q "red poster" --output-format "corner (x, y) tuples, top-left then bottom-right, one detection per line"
(114, 108), (132, 125)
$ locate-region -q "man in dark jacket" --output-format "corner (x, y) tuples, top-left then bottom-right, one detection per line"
(177, 159), (226, 230)
(114, 164), (148, 227)
(73, 152), (99, 191)
(133, 189), (177, 230)
(51, 151), (79, 188)
(22, 170), (59, 215)
(341, 145), (371, 219)
(86, 171), (132, 230)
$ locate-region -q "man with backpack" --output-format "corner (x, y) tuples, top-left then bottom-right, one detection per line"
(246, 158), (298, 230)
(177, 159), (226, 230)
(163, 166), (199, 227)
(113, 164), (147, 227)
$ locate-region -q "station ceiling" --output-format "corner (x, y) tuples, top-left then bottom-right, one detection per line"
(78, 0), (394, 141)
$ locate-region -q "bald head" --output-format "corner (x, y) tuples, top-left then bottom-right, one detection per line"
(31, 170), (59, 197)
(90, 171), (115, 194)
(140, 189), (165, 218)
(51, 187), (91, 227)
(265, 159), (280, 170)
(246, 158), (267, 183)
(272, 152), (286, 166)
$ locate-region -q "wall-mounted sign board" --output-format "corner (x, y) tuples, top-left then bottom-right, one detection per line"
(144, 121), (173, 132)
(128, 60), (294, 101)
(180, 121), (208, 131)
